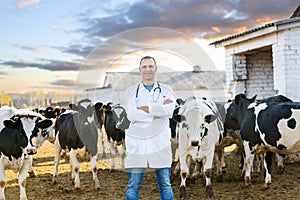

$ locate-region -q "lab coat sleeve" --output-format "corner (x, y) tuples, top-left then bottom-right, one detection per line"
(125, 87), (153, 123)
(148, 87), (176, 118)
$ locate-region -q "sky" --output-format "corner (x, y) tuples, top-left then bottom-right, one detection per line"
(0, 0), (299, 94)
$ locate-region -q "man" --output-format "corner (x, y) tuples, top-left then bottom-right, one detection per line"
(125, 56), (175, 200)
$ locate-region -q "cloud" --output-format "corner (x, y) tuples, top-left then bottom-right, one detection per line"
(0, 71), (9, 76)
(0, 59), (89, 71)
(49, 79), (75, 87)
(0, 71), (9, 79)
(6, 0), (300, 73)
(17, 0), (40, 9)
(14, 44), (40, 52)
(77, 0), (299, 41)
(58, 44), (94, 58)
(47, 79), (96, 91)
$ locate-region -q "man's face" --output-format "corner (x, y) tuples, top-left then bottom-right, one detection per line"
(139, 58), (157, 82)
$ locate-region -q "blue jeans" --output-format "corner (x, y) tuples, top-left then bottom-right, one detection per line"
(126, 168), (174, 200)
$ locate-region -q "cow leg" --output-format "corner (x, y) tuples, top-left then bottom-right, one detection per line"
(276, 154), (285, 174)
(172, 161), (180, 176)
(191, 160), (202, 182)
(203, 151), (214, 198)
(179, 154), (189, 199)
(52, 137), (62, 184)
(90, 153), (100, 190)
(108, 140), (116, 171)
(171, 138), (178, 163)
(252, 153), (263, 177)
(214, 146), (224, 182)
(28, 155), (36, 178)
(244, 142), (255, 186)
(0, 159), (6, 200)
(69, 149), (80, 189)
(120, 141), (126, 170)
(19, 157), (30, 200)
(98, 127), (106, 158)
(263, 152), (273, 188)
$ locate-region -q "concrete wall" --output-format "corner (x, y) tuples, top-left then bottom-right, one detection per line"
(245, 50), (276, 99)
(273, 26), (300, 101)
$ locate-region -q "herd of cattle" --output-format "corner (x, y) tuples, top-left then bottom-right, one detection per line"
(0, 94), (300, 199)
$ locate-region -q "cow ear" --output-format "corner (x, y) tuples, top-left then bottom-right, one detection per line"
(69, 103), (78, 110)
(37, 119), (53, 129)
(39, 110), (45, 116)
(105, 110), (112, 114)
(176, 98), (185, 105)
(173, 114), (185, 123)
(3, 119), (18, 128)
(108, 104), (113, 110)
(250, 95), (257, 102)
(95, 102), (103, 110)
(234, 94), (246, 104)
(204, 114), (216, 123)
(102, 105), (108, 111)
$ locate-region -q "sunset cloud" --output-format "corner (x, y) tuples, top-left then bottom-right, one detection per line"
(17, 0), (40, 9)
(1, 0), (299, 93)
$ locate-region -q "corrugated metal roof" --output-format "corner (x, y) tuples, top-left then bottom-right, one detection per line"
(210, 17), (300, 45)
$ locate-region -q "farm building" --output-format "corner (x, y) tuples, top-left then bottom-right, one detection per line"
(210, 5), (300, 101)
(83, 68), (226, 104)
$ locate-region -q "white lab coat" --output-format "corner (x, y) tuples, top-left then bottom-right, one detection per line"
(124, 81), (176, 168)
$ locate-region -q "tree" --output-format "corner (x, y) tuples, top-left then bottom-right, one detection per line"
(0, 91), (11, 106)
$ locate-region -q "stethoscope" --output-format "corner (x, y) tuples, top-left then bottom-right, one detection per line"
(136, 81), (161, 102)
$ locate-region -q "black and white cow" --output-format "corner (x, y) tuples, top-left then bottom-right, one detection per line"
(215, 101), (245, 172)
(39, 106), (65, 119)
(173, 97), (224, 198)
(94, 102), (107, 158)
(103, 103), (130, 171)
(33, 106), (67, 148)
(52, 99), (100, 190)
(169, 98), (185, 163)
(226, 94), (295, 187)
(0, 106), (52, 200)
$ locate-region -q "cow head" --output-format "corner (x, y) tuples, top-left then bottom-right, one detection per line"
(94, 102), (104, 128)
(4, 115), (52, 155)
(112, 105), (130, 131)
(40, 106), (63, 119)
(173, 97), (217, 147)
(69, 99), (97, 138)
(223, 101), (240, 131)
(103, 103), (130, 131)
(226, 94), (257, 124)
(35, 118), (56, 148)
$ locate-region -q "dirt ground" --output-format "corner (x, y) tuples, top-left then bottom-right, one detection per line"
(3, 141), (300, 200)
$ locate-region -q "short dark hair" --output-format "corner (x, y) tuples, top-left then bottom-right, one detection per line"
(139, 56), (156, 66)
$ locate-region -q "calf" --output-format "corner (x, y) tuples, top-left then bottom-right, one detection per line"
(52, 99), (100, 190)
(103, 103), (130, 170)
(173, 97), (224, 198)
(227, 94), (294, 187)
(0, 108), (52, 200)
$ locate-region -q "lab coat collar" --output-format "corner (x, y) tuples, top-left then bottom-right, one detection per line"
(139, 81), (159, 92)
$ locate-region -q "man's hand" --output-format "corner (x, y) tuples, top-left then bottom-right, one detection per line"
(138, 106), (149, 113)
(163, 99), (173, 105)
(138, 106), (160, 119)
